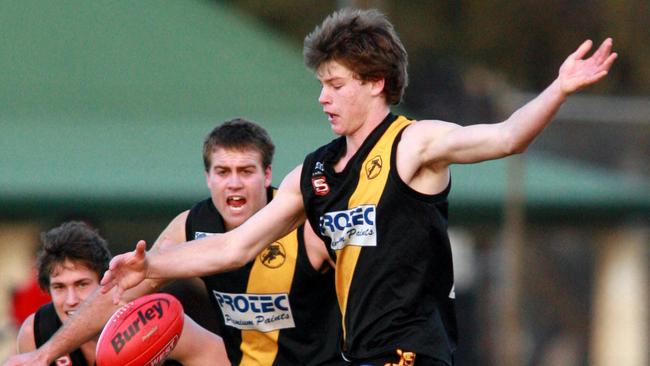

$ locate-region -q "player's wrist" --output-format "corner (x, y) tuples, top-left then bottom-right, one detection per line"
(549, 78), (570, 102)
(36, 343), (56, 364)
(144, 250), (156, 279)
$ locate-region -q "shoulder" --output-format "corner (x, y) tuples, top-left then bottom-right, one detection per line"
(152, 209), (191, 251)
(393, 119), (459, 187)
(401, 119), (459, 144)
(160, 209), (191, 232)
(166, 209), (190, 234)
(279, 165), (304, 192)
(17, 313), (37, 352)
(274, 166), (306, 214)
(399, 119), (462, 163)
(172, 209), (190, 224)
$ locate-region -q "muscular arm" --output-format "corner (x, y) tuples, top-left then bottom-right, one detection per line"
(102, 166), (306, 295)
(3, 314), (45, 365)
(4, 287), (133, 366)
(405, 78), (568, 170)
(16, 314), (36, 353)
(6, 211), (191, 365)
(148, 166), (305, 278)
(402, 39), (617, 175)
(28, 288), (158, 364)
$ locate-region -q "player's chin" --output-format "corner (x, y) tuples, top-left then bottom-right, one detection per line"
(329, 126), (344, 136)
(223, 212), (248, 228)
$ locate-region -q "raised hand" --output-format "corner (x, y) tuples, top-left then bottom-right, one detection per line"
(558, 38), (617, 95)
(100, 240), (149, 304)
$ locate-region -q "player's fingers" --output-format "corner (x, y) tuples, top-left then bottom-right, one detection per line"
(100, 269), (114, 288)
(585, 70), (609, 86)
(135, 240), (147, 259)
(590, 38), (612, 64)
(106, 254), (126, 276)
(601, 52), (618, 71)
(571, 39), (593, 60)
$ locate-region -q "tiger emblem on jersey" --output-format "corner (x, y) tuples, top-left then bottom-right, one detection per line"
(259, 242), (286, 268)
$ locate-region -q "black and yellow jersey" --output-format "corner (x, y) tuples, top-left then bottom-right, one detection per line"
(185, 188), (341, 366)
(300, 114), (457, 364)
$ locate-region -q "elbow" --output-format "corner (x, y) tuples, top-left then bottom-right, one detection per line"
(506, 141), (528, 155)
(502, 128), (530, 156)
(229, 255), (250, 271)
(220, 244), (254, 272)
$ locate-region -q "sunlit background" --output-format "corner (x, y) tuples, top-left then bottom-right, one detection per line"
(1, 1), (648, 365)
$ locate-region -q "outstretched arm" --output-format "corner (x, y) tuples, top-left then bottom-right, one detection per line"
(1, 212), (190, 366)
(3, 286), (142, 366)
(102, 166), (307, 302)
(407, 38), (617, 169)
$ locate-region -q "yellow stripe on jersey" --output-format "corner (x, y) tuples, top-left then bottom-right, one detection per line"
(335, 116), (413, 340)
(240, 230), (299, 366)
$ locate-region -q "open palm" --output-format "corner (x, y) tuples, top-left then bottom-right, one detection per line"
(100, 240), (149, 304)
(558, 38), (617, 95)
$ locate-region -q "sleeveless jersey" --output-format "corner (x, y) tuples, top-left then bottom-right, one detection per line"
(300, 114), (457, 364)
(185, 188), (341, 366)
(34, 303), (89, 366)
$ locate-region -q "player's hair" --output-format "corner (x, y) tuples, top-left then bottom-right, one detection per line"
(36, 221), (111, 290)
(303, 8), (408, 105)
(203, 118), (276, 171)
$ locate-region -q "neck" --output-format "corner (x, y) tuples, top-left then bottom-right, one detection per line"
(345, 104), (391, 155)
(334, 105), (390, 172)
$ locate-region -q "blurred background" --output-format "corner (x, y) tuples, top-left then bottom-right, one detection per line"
(0, 0), (648, 365)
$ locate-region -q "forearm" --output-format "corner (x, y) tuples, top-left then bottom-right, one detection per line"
(146, 198), (305, 279)
(38, 288), (118, 362)
(147, 234), (250, 279)
(39, 279), (163, 361)
(126, 168), (305, 283)
(503, 78), (568, 153)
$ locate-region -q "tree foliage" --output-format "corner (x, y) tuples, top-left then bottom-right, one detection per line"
(229, 0), (648, 95)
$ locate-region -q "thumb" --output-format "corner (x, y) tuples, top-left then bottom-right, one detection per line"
(134, 240), (147, 261)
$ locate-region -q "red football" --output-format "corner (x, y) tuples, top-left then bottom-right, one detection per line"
(96, 293), (184, 366)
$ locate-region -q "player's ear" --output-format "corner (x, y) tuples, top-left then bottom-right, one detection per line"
(369, 78), (385, 97)
(264, 165), (272, 187)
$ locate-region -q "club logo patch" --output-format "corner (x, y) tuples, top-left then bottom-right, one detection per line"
(311, 175), (330, 196)
(365, 155), (383, 179)
(259, 242), (286, 268)
(311, 161), (330, 196)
